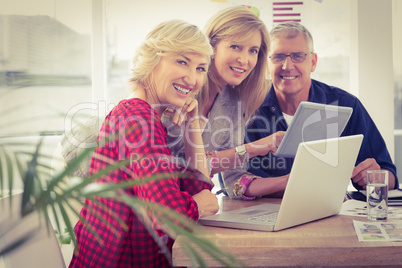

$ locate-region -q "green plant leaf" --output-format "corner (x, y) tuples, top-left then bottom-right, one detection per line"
(58, 201), (77, 249)
(184, 242), (208, 268)
(20, 138), (43, 216)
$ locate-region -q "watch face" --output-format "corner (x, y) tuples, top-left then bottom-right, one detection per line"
(237, 145), (246, 155)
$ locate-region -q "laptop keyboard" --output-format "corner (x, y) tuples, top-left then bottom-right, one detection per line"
(243, 211), (279, 223)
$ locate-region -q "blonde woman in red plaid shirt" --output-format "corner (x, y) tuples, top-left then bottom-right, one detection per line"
(69, 20), (218, 267)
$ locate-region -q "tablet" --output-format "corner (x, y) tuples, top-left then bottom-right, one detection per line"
(275, 101), (353, 158)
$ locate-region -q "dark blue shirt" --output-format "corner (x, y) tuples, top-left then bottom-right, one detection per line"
(245, 79), (398, 190)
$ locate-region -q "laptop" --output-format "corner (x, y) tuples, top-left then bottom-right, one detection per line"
(275, 101), (353, 157)
(199, 134), (363, 232)
(0, 192), (66, 267)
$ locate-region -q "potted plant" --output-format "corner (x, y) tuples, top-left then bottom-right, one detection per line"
(0, 136), (239, 267)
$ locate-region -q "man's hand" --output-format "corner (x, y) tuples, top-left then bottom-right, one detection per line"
(351, 158), (395, 190)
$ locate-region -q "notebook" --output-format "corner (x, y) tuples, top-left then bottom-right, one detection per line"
(199, 134), (363, 232)
(358, 189), (402, 206)
(275, 101), (353, 158)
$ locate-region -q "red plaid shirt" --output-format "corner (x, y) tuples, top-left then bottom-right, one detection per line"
(69, 98), (212, 268)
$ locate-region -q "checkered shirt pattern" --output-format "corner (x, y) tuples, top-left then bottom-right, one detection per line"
(69, 98), (212, 268)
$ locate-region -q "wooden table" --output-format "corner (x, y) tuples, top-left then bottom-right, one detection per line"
(172, 196), (402, 267)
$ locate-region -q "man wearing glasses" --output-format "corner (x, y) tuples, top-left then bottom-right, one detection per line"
(221, 21), (398, 199)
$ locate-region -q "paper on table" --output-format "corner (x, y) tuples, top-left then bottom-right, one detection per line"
(353, 220), (402, 242)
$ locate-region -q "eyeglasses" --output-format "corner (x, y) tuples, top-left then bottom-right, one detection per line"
(269, 52), (312, 64)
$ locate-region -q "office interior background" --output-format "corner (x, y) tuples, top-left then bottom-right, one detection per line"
(0, 0), (401, 183)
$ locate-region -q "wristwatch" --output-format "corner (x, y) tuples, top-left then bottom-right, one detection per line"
(235, 144), (247, 164)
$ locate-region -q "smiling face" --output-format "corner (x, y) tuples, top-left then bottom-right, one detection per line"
(150, 52), (208, 109)
(268, 33), (317, 102)
(213, 31), (262, 88)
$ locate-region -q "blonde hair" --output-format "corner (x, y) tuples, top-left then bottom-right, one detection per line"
(200, 6), (270, 121)
(129, 20), (213, 89)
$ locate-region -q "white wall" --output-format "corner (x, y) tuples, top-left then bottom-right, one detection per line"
(350, 0), (395, 159)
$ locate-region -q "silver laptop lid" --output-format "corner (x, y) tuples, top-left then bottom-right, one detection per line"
(274, 134), (363, 231)
(199, 135), (363, 231)
(276, 101), (353, 158)
(199, 135), (363, 232)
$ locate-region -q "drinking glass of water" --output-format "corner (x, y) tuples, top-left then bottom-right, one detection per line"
(366, 170), (388, 221)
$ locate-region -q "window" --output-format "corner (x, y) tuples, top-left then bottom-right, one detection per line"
(0, 0), (92, 136)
